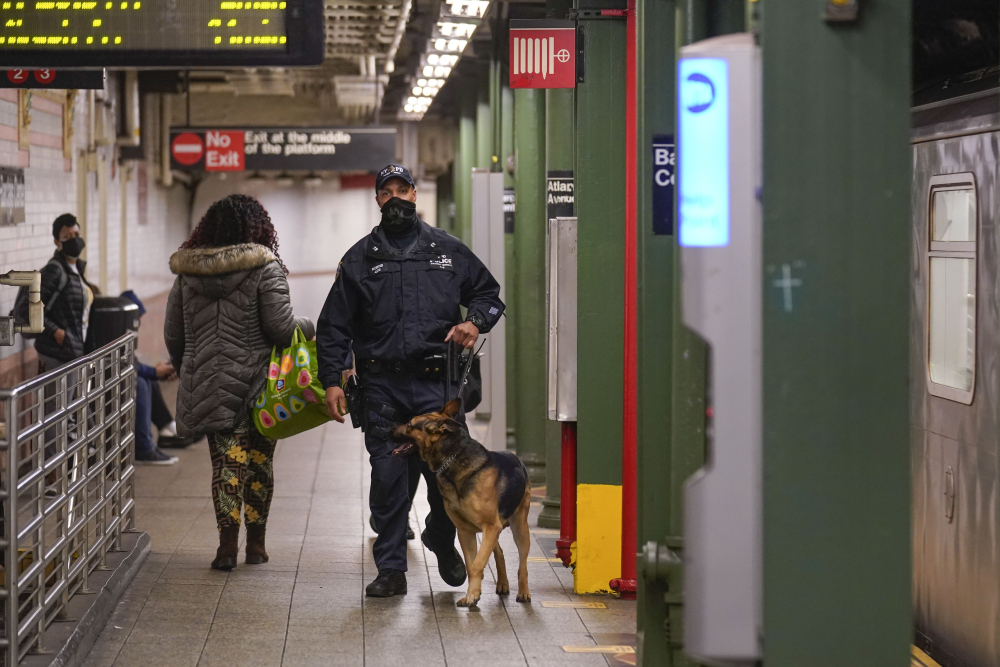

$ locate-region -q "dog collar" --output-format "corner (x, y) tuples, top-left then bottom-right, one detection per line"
(434, 451), (460, 474)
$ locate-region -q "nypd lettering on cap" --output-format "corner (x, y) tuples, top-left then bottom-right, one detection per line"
(376, 163), (415, 191)
(380, 165), (405, 178)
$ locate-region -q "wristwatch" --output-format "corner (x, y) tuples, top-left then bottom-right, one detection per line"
(466, 314), (485, 330)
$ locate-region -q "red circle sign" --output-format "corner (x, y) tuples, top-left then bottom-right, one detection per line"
(33, 69), (55, 84)
(6, 69), (28, 84)
(171, 133), (204, 166)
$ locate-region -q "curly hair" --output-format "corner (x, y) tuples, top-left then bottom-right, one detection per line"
(181, 195), (288, 274)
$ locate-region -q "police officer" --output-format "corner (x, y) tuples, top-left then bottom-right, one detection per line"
(317, 164), (505, 598)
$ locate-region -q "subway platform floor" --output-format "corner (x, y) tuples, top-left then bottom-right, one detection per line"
(81, 413), (637, 667)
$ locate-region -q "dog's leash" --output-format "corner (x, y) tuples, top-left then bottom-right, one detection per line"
(448, 339), (484, 405)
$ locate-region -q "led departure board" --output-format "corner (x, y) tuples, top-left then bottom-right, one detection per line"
(0, 0), (323, 68)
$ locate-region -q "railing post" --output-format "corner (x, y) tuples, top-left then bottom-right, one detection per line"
(6, 391), (17, 663)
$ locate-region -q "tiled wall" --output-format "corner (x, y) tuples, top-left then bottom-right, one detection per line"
(0, 87), (189, 373)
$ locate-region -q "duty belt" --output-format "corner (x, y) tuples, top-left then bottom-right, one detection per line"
(359, 356), (450, 379)
(359, 347), (471, 440)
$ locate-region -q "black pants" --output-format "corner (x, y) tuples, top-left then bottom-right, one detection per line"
(150, 380), (173, 431)
(363, 372), (463, 573)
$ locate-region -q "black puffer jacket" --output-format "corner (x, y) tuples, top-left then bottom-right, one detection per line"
(164, 243), (314, 438)
(34, 252), (94, 363)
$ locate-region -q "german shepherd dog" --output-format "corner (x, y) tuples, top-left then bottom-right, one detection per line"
(391, 399), (532, 608)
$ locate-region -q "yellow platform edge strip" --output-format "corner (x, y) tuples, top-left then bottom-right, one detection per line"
(562, 645), (636, 654)
(573, 483), (623, 594)
(912, 645), (943, 667)
(541, 601), (608, 609)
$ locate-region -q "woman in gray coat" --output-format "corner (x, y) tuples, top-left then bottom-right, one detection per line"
(164, 195), (314, 571)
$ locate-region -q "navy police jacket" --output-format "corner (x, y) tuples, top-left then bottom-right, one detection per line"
(316, 220), (505, 389)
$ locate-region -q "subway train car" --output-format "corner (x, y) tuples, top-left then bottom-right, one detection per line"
(911, 68), (1000, 667)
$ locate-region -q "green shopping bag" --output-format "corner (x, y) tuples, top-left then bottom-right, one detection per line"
(252, 327), (330, 439)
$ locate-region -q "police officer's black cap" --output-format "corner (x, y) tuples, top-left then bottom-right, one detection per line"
(375, 164), (415, 192)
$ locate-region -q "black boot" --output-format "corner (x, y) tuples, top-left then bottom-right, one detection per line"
(245, 525), (268, 564)
(211, 524), (239, 571)
(365, 569), (407, 597)
(422, 529), (466, 587)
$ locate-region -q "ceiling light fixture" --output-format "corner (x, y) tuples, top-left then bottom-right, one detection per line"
(398, 0), (491, 121)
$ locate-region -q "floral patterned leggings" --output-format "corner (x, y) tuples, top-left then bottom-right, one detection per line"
(208, 415), (277, 529)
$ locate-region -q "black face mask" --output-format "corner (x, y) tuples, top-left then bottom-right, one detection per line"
(379, 197), (417, 236)
(61, 236), (85, 259)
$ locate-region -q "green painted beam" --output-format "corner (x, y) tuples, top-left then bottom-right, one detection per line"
(436, 167), (455, 237)
(513, 87), (547, 484)
(638, 2), (740, 663)
(476, 65), (492, 170)
(450, 125), (461, 237)
(761, 1), (911, 664)
(538, 86), (575, 529)
(503, 83), (518, 452)
(634, 0), (682, 660)
(456, 85), (477, 244)
(575, 18), (626, 487)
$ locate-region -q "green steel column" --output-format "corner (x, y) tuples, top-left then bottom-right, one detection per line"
(637, 1), (741, 661)
(538, 87), (574, 529)
(761, 1), (911, 664)
(575, 21), (626, 487)
(490, 57), (503, 169)
(476, 65), (492, 170)
(503, 84), (518, 451)
(573, 13), (627, 593)
(513, 87), (547, 484)
(456, 84), (477, 244)
(451, 124), (461, 237)
(437, 167), (455, 236)
(634, 0), (684, 660)
(707, 0), (743, 36)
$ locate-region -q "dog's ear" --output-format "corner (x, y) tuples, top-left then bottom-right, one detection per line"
(440, 418), (462, 433)
(427, 418), (462, 436)
(442, 398), (462, 418)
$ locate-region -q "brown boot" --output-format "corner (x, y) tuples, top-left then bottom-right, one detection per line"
(246, 525), (269, 564)
(211, 524), (239, 570)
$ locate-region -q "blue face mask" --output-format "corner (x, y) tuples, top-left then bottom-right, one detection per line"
(380, 197), (417, 236)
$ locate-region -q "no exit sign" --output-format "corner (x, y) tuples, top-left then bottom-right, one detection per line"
(170, 130), (244, 172)
(510, 20), (575, 89)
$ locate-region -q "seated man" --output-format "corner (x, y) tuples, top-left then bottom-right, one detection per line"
(134, 360), (179, 464)
(120, 290), (182, 465)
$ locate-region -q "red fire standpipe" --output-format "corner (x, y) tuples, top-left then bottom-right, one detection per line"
(556, 421), (577, 566)
(611, 0), (639, 600)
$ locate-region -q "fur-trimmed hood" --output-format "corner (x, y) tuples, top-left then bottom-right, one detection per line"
(169, 243), (278, 276)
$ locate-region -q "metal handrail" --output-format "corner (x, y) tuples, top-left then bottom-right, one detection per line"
(0, 333), (137, 664)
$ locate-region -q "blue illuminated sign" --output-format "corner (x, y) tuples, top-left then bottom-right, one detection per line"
(678, 58), (729, 247)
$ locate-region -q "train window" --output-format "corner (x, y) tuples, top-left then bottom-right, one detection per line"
(927, 173), (977, 404)
(932, 189), (976, 243)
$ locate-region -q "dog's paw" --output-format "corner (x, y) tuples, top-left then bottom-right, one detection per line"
(516, 592), (531, 603)
(456, 594), (481, 608)
(496, 581), (510, 595)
